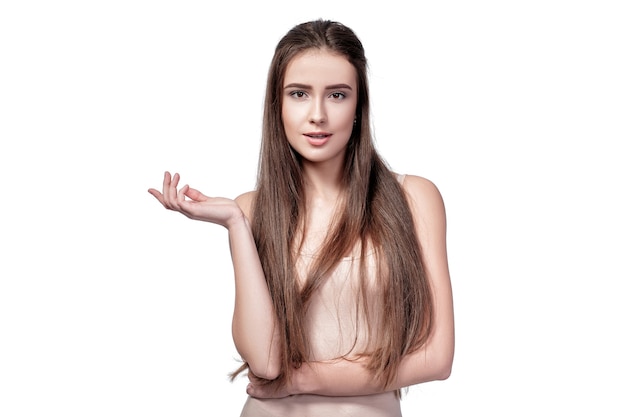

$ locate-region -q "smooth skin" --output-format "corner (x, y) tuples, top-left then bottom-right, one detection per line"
(148, 49), (454, 401)
(148, 172), (282, 380)
(245, 174), (454, 398)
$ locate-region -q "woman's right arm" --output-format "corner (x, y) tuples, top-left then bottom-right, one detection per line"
(230, 191), (281, 380)
(148, 172), (281, 380)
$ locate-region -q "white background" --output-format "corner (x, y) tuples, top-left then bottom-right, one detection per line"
(1, 1), (624, 416)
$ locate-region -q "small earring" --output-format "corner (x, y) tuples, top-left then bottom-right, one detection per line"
(353, 118), (357, 125)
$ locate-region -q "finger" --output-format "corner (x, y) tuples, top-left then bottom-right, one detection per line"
(177, 184), (190, 205)
(147, 188), (166, 206)
(161, 171), (174, 208)
(184, 186), (208, 202)
(165, 172), (182, 210)
(176, 185), (204, 219)
(166, 173), (180, 207)
(162, 171), (171, 192)
(171, 172), (180, 187)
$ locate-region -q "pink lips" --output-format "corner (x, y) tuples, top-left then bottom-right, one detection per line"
(304, 132), (331, 146)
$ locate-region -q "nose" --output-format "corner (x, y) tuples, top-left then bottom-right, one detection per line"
(308, 97), (326, 125)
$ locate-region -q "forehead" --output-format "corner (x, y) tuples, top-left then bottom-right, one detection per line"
(283, 49), (357, 86)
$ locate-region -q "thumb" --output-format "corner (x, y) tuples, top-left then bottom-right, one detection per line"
(184, 186), (208, 202)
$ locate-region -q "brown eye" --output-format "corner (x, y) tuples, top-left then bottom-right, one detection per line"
(290, 91), (306, 98)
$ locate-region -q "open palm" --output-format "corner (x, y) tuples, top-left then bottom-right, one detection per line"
(148, 171), (243, 228)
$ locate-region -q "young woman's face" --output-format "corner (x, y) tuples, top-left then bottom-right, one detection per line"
(282, 49), (358, 166)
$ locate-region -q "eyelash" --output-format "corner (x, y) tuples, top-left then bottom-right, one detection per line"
(290, 91), (307, 98)
(288, 91), (347, 100)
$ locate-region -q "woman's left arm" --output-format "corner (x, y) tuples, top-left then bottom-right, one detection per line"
(247, 175), (455, 398)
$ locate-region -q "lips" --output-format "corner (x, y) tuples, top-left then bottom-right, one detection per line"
(304, 132), (331, 146)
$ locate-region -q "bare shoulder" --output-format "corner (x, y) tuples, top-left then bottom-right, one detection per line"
(401, 174), (444, 205)
(399, 174), (446, 223)
(234, 190), (257, 221)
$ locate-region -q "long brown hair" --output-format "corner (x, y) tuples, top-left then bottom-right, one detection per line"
(234, 19), (433, 390)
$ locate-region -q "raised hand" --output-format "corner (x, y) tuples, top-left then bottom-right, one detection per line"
(148, 171), (244, 228)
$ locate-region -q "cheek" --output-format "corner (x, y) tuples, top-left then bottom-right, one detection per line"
(337, 107), (357, 129)
(282, 104), (301, 130)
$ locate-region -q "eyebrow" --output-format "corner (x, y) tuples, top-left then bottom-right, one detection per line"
(283, 83), (353, 90)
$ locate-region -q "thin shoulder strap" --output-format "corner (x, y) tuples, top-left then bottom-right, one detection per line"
(396, 173), (406, 185)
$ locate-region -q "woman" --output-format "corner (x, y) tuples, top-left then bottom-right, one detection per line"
(149, 19), (454, 417)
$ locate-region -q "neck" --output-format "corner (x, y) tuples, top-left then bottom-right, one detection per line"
(301, 159), (344, 203)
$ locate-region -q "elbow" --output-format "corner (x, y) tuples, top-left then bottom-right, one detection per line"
(430, 325), (455, 381)
(423, 357), (452, 382)
(433, 347), (454, 381)
(237, 346), (281, 380)
(434, 359), (453, 381)
(248, 361), (281, 381)
(232, 324), (282, 380)
(242, 349), (281, 381)
(419, 339), (454, 382)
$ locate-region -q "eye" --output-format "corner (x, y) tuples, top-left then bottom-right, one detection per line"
(289, 91), (307, 99)
(330, 92), (346, 100)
